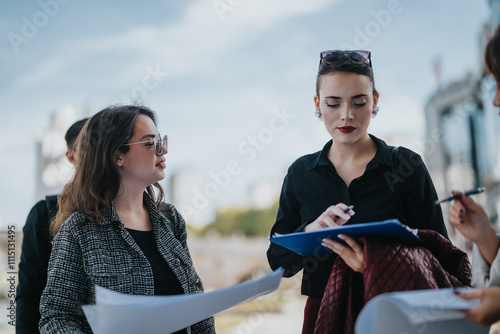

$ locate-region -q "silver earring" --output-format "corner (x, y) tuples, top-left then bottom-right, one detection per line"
(315, 109), (322, 120)
(372, 106), (379, 118)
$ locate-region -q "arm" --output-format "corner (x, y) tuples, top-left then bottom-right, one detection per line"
(267, 174), (307, 277)
(449, 192), (499, 265)
(39, 221), (91, 334)
(16, 201), (51, 334)
(400, 150), (448, 238)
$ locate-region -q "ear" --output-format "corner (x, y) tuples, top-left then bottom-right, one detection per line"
(115, 153), (124, 167)
(65, 150), (75, 165)
(314, 95), (320, 111)
(373, 91), (380, 109)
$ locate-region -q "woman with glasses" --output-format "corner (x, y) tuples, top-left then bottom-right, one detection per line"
(39, 105), (215, 334)
(266, 50), (449, 333)
(451, 25), (500, 327)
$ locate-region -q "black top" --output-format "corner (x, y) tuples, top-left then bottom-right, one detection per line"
(126, 228), (184, 296)
(126, 228), (186, 334)
(267, 135), (448, 297)
(16, 196), (56, 334)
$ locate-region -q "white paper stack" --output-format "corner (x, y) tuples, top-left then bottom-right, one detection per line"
(355, 288), (489, 334)
(82, 267), (284, 334)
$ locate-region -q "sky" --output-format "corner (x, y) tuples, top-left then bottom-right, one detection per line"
(0, 0), (491, 229)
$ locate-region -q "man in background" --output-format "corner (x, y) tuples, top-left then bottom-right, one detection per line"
(16, 118), (88, 334)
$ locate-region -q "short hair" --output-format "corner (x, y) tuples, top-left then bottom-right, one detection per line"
(485, 24), (500, 81)
(315, 57), (377, 98)
(65, 118), (89, 151)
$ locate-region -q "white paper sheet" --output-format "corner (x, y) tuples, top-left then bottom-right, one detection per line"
(81, 267), (283, 334)
(355, 288), (489, 334)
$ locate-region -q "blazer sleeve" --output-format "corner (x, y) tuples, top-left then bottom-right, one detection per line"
(398, 149), (448, 238)
(16, 201), (52, 334)
(39, 221), (91, 334)
(267, 172), (307, 277)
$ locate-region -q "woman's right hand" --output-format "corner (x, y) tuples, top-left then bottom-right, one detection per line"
(304, 204), (355, 232)
(449, 190), (499, 265)
(448, 191), (492, 243)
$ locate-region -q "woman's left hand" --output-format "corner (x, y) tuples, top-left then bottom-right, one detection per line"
(322, 234), (364, 273)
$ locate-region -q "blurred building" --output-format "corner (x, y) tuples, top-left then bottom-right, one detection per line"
(249, 180), (280, 209)
(168, 166), (216, 227)
(35, 105), (78, 200)
(424, 0), (500, 235)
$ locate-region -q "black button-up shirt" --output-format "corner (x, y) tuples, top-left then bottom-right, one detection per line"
(267, 135), (448, 297)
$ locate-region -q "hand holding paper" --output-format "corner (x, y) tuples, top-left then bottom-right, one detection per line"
(81, 268), (284, 334)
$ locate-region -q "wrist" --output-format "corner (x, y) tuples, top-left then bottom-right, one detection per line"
(476, 228), (500, 265)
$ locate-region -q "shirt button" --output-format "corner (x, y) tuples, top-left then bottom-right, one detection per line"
(173, 259), (181, 266)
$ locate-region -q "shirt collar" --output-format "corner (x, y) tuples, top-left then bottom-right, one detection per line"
(309, 134), (396, 171)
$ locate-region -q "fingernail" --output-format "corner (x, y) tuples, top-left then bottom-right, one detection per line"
(343, 214), (350, 219)
(338, 234), (345, 240)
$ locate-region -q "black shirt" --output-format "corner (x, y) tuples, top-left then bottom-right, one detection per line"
(126, 228), (186, 334)
(267, 135), (448, 297)
(126, 228), (184, 296)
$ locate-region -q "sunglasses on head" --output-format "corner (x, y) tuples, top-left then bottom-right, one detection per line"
(319, 50), (372, 67)
(122, 134), (168, 155)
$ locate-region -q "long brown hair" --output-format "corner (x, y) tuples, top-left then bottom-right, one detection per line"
(51, 105), (165, 235)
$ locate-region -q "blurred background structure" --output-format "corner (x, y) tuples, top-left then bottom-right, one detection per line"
(424, 0), (500, 252)
(0, 0), (496, 333)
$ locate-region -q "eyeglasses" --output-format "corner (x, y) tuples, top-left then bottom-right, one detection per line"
(319, 50), (372, 67)
(122, 134), (168, 155)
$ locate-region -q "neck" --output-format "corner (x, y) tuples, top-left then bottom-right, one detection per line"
(113, 181), (147, 215)
(329, 134), (374, 164)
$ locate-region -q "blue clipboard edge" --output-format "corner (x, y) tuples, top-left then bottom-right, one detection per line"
(269, 219), (423, 257)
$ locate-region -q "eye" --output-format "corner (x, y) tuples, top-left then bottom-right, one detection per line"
(353, 102), (367, 107)
(326, 103), (340, 108)
(145, 142), (155, 147)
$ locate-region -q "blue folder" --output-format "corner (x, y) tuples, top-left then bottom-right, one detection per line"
(269, 219), (423, 257)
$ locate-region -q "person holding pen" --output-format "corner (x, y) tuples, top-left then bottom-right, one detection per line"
(451, 24), (500, 327)
(266, 50), (449, 333)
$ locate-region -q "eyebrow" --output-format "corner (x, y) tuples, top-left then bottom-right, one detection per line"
(139, 134), (156, 141)
(324, 94), (368, 99)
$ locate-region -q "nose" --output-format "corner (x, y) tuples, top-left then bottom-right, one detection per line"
(159, 145), (168, 156)
(494, 86), (500, 112)
(340, 104), (353, 121)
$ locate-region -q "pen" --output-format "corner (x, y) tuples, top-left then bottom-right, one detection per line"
(434, 187), (485, 205)
(333, 205), (354, 218)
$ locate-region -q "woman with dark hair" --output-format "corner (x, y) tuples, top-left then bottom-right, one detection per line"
(451, 25), (500, 327)
(266, 50), (452, 333)
(39, 105), (215, 333)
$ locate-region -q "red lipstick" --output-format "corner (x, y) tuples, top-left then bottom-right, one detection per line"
(338, 126), (356, 133)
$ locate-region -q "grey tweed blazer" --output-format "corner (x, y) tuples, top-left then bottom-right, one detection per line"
(39, 193), (215, 334)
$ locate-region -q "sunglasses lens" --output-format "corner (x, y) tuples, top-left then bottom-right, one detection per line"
(322, 51), (344, 62)
(349, 52), (368, 63)
(320, 50), (371, 67)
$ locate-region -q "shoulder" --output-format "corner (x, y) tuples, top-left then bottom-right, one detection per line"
(56, 211), (89, 236)
(159, 202), (185, 225)
(287, 150), (322, 173)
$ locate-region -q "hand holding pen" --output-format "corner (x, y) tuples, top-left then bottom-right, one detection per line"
(304, 204), (355, 232)
(434, 187), (485, 205)
(447, 187), (500, 264)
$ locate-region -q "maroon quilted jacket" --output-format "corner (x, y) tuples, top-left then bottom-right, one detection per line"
(313, 230), (471, 334)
